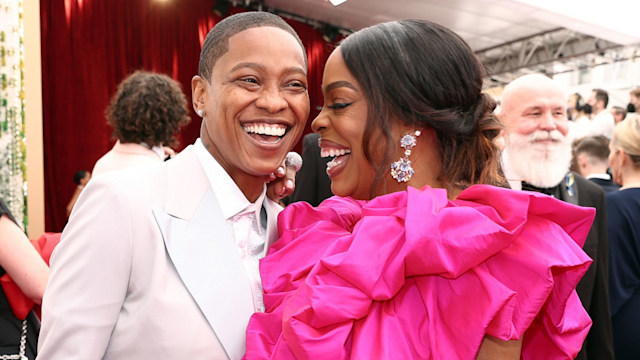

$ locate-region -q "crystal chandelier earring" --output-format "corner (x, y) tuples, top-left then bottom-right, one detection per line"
(390, 130), (421, 182)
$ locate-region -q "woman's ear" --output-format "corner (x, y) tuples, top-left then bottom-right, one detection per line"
(620, 149), (630, 167)
(191, 75), (207, 114)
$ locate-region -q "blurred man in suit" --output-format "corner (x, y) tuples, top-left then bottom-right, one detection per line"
(573, 135), (621, 193)
(286, 132), (333, 206)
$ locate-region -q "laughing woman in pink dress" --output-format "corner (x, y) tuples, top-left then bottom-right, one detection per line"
(245, 19), (594, 359)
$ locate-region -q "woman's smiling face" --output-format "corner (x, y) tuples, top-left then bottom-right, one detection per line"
(311, 48), (378, 200)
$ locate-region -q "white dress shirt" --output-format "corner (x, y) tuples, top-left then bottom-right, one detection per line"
(589, 110), (615, 139)
(193, 139), (267, 312)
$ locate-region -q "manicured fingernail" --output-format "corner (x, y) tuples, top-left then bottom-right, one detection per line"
(276, 167), (285, 176)
(286, 179), (294, 190)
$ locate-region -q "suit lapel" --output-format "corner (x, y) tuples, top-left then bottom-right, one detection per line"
(152, 147), (254, 360)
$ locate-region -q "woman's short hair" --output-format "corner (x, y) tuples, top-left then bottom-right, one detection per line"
(612, 114), (640, 167)
(106, 70), (190, 147)
(340, 20), (505, 192)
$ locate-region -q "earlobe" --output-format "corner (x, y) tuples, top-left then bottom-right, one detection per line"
(191, 75), (206, 113)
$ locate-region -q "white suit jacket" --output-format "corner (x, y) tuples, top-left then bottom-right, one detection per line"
(92, 141), (162, 177)
(38, 146), (282, 359)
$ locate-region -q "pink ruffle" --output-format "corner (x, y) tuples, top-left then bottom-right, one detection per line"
(245, 185), (594, 359)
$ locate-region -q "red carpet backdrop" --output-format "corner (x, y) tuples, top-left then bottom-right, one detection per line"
(41, 0), (334, 231)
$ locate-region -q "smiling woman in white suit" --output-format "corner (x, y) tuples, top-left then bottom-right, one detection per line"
(37, 12), (310, 360)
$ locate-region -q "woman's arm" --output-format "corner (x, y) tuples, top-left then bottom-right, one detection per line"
(0, 214), (49, 304)
(476, 335), (522, 360)
(66, 185), (84, 217)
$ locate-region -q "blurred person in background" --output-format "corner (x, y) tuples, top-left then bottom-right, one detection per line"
(0, 198), (49, 359)
(91, 70), (191, 178)
(65, 170), (91, 217)
(611, 106), (627, 125)
(568, 93), (591, 140)
(573, 136), (620, 193)
(285, 132), (333, 206)
(606, 115), (640, 360)
(628, 87), (640, 113)
(586, 88), (615, 139)
(500, 74), (614, 360)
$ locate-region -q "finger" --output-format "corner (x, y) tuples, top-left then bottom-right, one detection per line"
(275, 166), (285, 178)
(278, 167), (297, 198)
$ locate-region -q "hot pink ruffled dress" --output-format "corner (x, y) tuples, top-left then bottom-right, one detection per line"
(245, 185), (594, 359)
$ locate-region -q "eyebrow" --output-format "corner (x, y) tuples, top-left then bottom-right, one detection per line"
(523, 103), (564, 112)
(324, 80), (358, 93)
(229, 62), (306, 76)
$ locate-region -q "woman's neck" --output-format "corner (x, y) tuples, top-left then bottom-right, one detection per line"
(620, 171), (640, 190)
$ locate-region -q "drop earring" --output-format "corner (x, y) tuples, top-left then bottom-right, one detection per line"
(197, 109), (205, 117)
(390, 130), (421, 183)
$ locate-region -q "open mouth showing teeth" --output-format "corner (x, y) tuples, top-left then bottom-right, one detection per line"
(321, 147), (352, 172)
(243, 123), (288, 142)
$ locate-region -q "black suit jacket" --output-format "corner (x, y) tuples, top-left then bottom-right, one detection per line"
(560, 173), (615, 360)
(588, 177), (621, 194)
(287, 133), (333, 207)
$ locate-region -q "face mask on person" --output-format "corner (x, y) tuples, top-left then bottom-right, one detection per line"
(627, 103), (636, 113)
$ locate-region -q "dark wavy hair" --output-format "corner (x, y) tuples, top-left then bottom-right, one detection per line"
(198, 11), (306, 82)
(340, 20), (506, 193)
(106, 70), (190, 147)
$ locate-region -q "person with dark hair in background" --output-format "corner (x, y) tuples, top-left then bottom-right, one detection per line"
(0, 198), (49, 360)
(91, 70), (191, 178)
(606, 116), (640, 360)
(39, 12), (307, 359)
(573, 135), (621, 193)
(286, 132), (333, 206)
(245, 20), (594, 359)
(586, 88), (615, 139)
(499, 74), (614, 360)
(65, 170), (91, 218)
(628, 86), (640, 113)
(568, 92), (591, 140)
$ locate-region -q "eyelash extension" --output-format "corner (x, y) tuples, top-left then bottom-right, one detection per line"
(327, 102), (353, 110)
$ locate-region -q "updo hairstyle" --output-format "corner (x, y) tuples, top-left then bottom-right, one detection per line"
(339, 20), (506, 192)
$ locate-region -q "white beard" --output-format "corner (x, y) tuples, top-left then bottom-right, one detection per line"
(502, 130), (572, 188)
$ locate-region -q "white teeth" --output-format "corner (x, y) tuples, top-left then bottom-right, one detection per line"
(243, 123), (287, 137)
(320, 148), (351, 158)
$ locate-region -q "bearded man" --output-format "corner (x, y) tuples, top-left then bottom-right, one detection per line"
(498, 74), (614, 360)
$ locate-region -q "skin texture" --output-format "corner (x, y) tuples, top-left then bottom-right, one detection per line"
(500, 74), (569, 138)
(312, 49), (444, 200)
(609, 134), (640, 188)
(0, 214), (49, 304)
(191, 26), (310, 202)
(311, 49), (375, 200)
